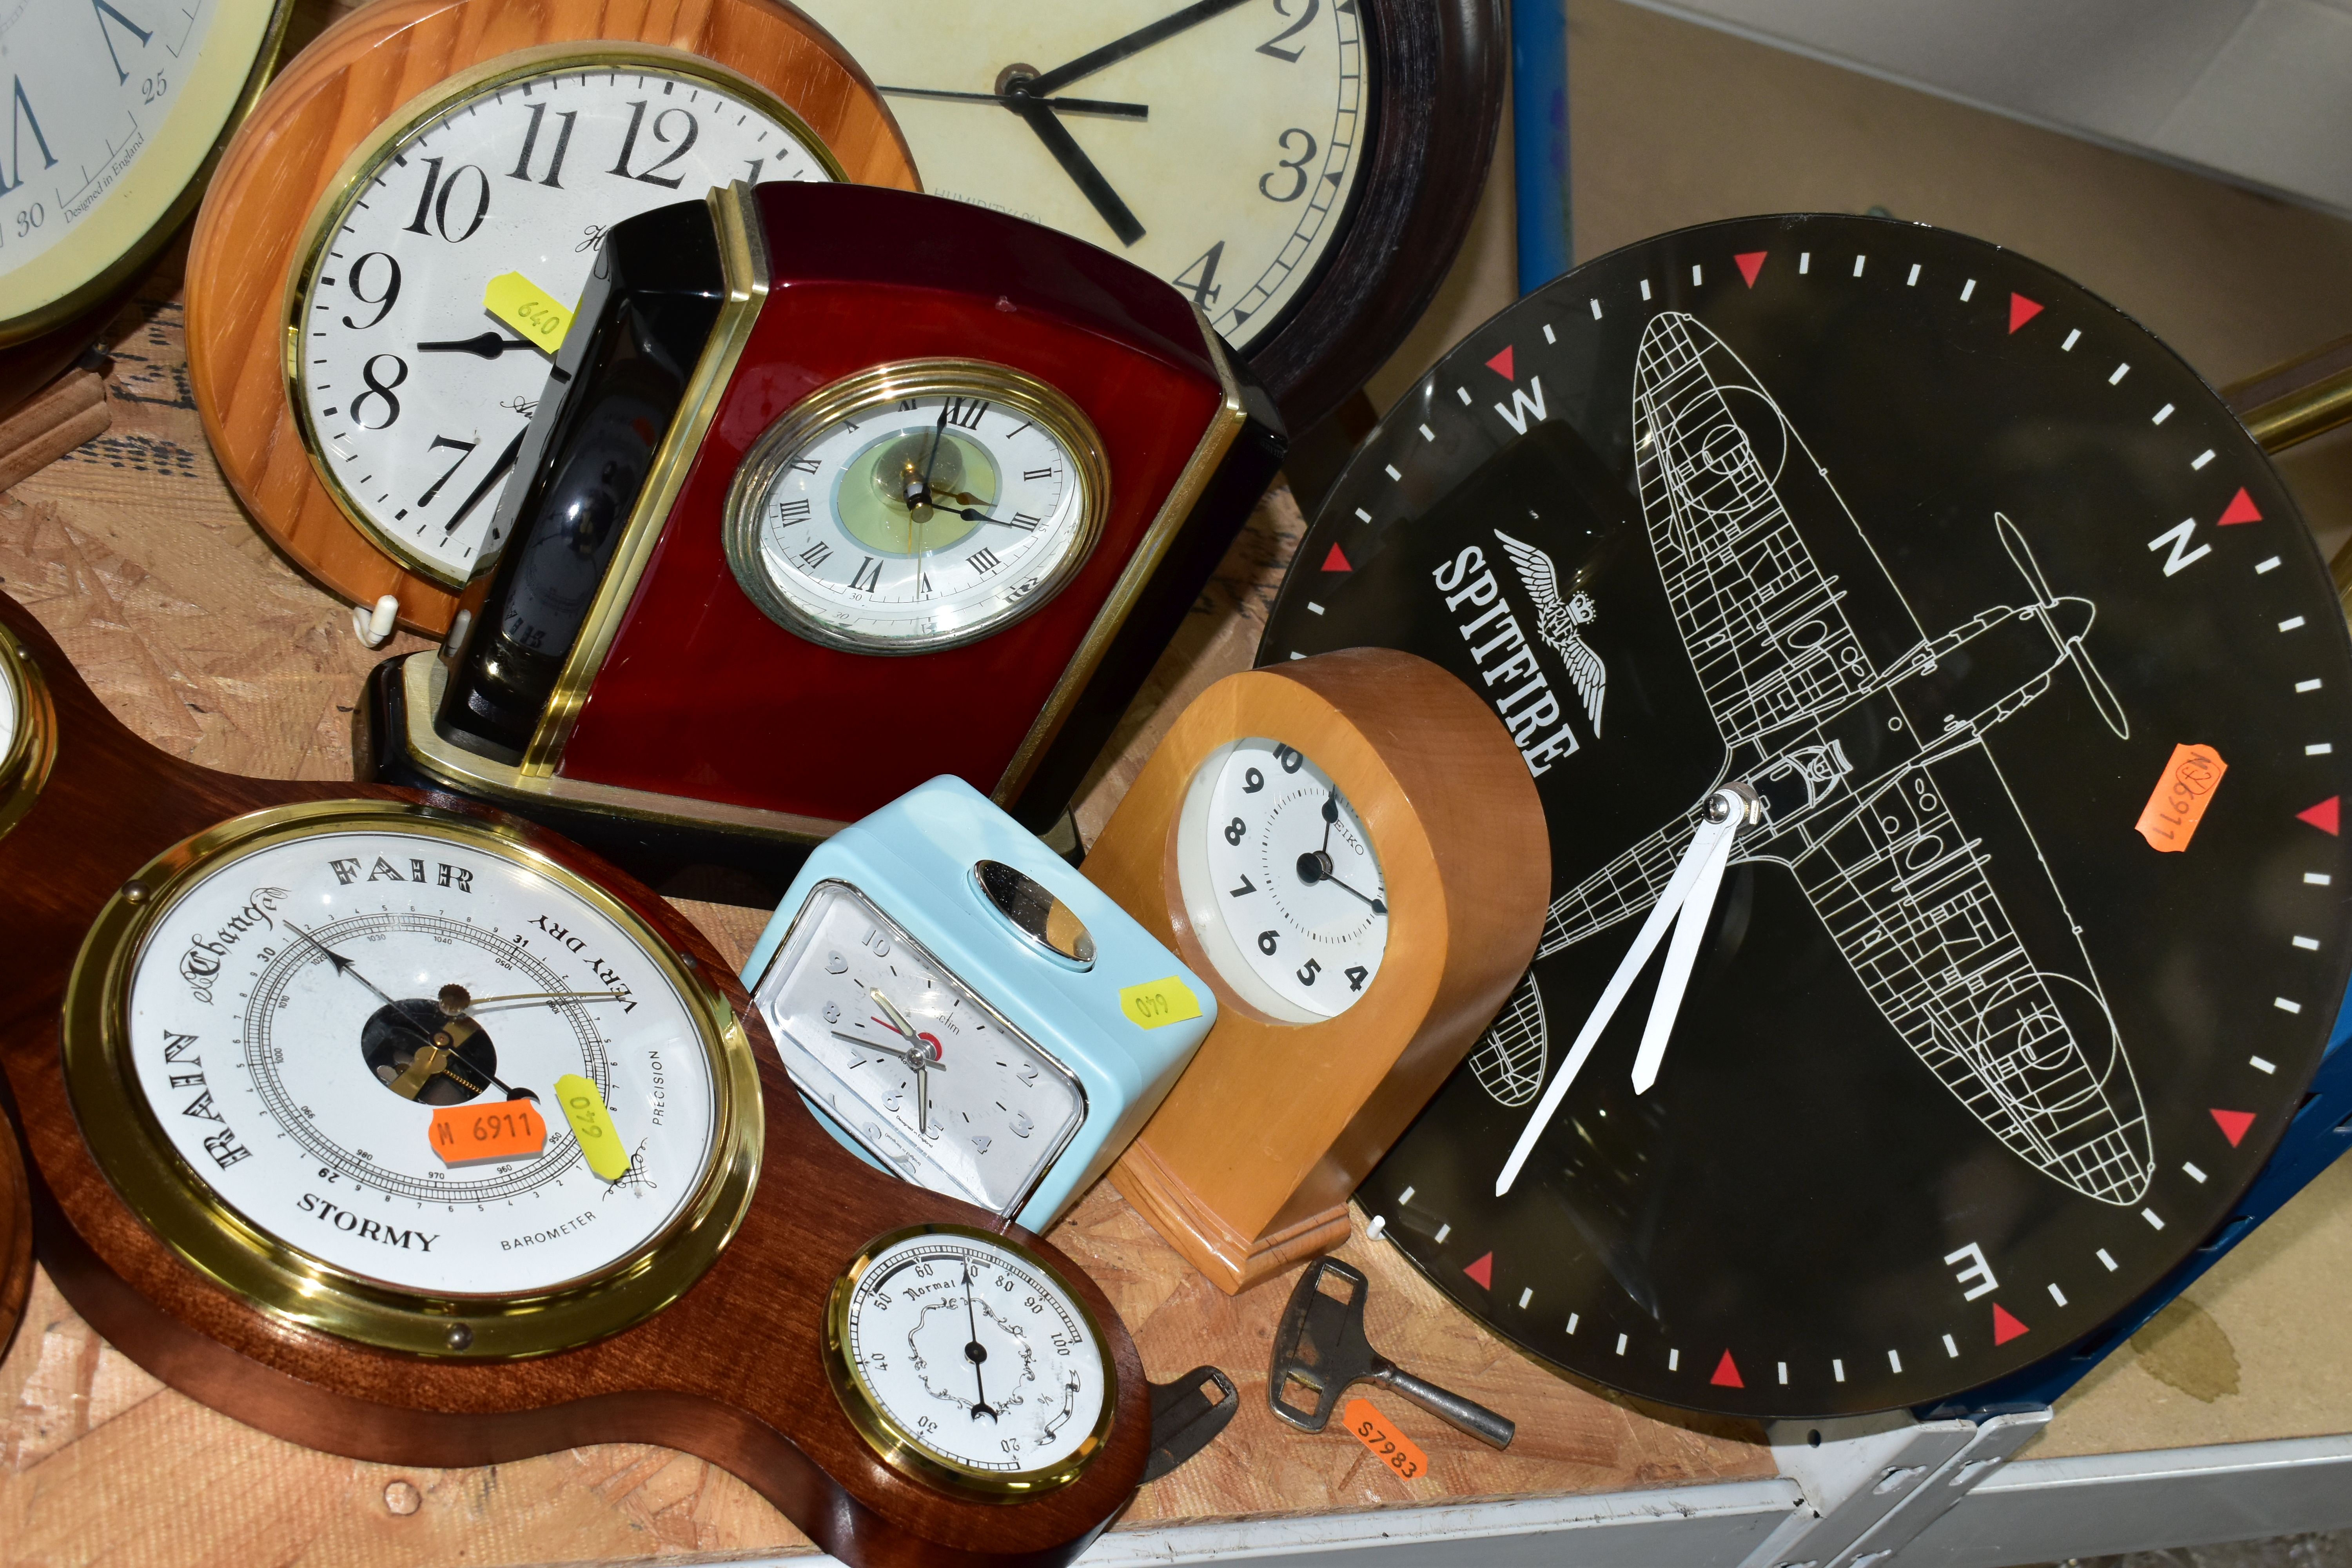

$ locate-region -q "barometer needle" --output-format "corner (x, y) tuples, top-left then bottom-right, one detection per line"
(440, 984), (626, 1013)
(283, 924), (534, 1101)
(962, 1259), (998, 1420)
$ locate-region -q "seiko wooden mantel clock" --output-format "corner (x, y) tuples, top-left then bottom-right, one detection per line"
(363, 180), (1285, 893)
(186, 0), (920, 634)
(1084, 649), (1548, 1292)
(0, 592), (1149, 1565)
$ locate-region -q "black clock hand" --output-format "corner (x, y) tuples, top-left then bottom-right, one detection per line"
(878, 85), (1147, 120)
(290, 924), (535, 1100)
(416, 331), (534, 359)
(998, 90), (1145, 246)
(1292, 851), (1386, 915)
(440, 427), (527, 535)
(962, 1260), (997, 1419)
(1023, 0), (1254, 96)
(1319, 787), (1338, 855)
(926, 503), (1032, 531)
(1323, 874), (1387, 916)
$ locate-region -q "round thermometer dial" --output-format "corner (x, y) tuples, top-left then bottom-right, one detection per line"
(1176, 737), (1387, 1021)
(726, 363), (1108, 653)
(827, 1225), (1113, 1497)
(0, 0), (288, 342)
(0, 632), (55, 841)
(65, 801), (760, 1356)
(290, 48), (840, 588)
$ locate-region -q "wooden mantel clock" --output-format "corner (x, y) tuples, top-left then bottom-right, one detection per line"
(361, 179), (1284, 894)
(186, 0), (920, 635)
(0, 590), (1147, 1567)
(1085, 649), (1549, 1292)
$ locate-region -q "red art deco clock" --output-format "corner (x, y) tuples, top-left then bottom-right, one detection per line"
(1262, 214), (2352, 1417)
(363, 180), (1282, 890)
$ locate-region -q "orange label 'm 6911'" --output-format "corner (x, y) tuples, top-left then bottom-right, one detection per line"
(428, 1098), (548, 1167)
(2135, 743), (2227, 852)
(1343, 1397), (1429, 1481)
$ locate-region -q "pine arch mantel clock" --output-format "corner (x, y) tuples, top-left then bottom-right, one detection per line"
(1263, 214), (2352, 1417)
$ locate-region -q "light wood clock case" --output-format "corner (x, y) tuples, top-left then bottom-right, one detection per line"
(185, 0), (920, 635)
(1086, 648), (1548, 1292)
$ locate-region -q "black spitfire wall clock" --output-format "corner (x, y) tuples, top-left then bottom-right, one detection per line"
(1259, 214), (2352, 1417)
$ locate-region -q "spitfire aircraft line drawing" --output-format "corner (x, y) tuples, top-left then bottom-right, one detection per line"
(1493, 311), (2153, 1209)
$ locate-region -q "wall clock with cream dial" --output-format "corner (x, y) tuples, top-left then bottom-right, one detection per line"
(1084, 649), (1546, 1291)
(791, 0), (1505, 430)
(187, 0), (919, 635)
(0, 590), (1151, 1563)
(0, 0), (290, 351)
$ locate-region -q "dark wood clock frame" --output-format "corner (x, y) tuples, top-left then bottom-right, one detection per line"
(1246, 0), (1508, 433)
(0, 591), (1147, 1568)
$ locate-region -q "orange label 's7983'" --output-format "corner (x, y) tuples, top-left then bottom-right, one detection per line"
(1343, 1397), (1429, 1481)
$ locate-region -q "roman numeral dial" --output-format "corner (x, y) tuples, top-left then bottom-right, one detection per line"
(726, 363), (1107, 653)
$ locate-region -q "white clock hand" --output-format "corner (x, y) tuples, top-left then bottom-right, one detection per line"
(1494, 786), (1753, 1196)
(1628, 793), (1747, 1095)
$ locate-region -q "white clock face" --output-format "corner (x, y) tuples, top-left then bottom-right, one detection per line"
(753, 882), (1085, 1219)
(731, 380), (1101, 652)
(0, 0), (281, 337)
(292, 55), (836, 588)
(834, 1227), (1110, 1485)
(121, 823), (722, 1298)
(1176, 737), (1387, 1022)
(793, 0), (1372, 352)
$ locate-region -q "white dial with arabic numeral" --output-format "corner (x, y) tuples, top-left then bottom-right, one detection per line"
(292, 51), (835, 588)
(118, 820), (722, 1298)
(831, 1226), (1111, 1490)
(1176, 735), (1387, 1022)
(753, 881), (1086, 1220)
(729, 372), (1103, 652)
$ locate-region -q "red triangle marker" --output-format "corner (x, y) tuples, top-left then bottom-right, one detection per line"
(1710, 1350), (1745, 1388)
(2212, 1108), (2257, 1148)
(2299, 797), (2340, 836)
(2218, 488), (2263, 526)
(1992, 1303), (2031, 1345)
(1734, 251), (1768, 288)
(1321, 543), (1352, 573)
(1486, 346), (1515, 381)
(2008, 294), (2043, 333)
(1462, 1252), (1494, 1290)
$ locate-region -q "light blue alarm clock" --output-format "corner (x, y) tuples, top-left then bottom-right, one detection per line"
(742, 775), (1217, 1231)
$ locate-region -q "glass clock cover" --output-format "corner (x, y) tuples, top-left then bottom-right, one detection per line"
(725, 365), (1107, 653)
(1175, 736), (1387, 1021)
(0, 0), (286, 341)
(1261, 213), (2352, 1417)
(77, 808), (739, 1319)
(291, 49), (838, 587)
(745, 775), (1216, 1230)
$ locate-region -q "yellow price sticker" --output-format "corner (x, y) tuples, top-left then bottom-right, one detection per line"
(1118, 976), (1202, 1031)
(554, 1073), (631, 1180)
(482, 270), (574, 353)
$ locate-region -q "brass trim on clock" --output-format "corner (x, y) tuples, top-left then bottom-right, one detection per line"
(60, 798), (766, 1359)
(0, 0), (295, 347)
(280, 48), (836, 592)
(719, 358), (1111, 654)
(991, 308), (1249, 808)
(822, 1223), (1116, 1501)
(0, 634), (58, 843)
(395, 652), (849, 844)
(519, 180), (772, 775)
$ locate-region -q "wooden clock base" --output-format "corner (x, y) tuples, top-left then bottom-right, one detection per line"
(1111, 1142), (1351, 1295)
